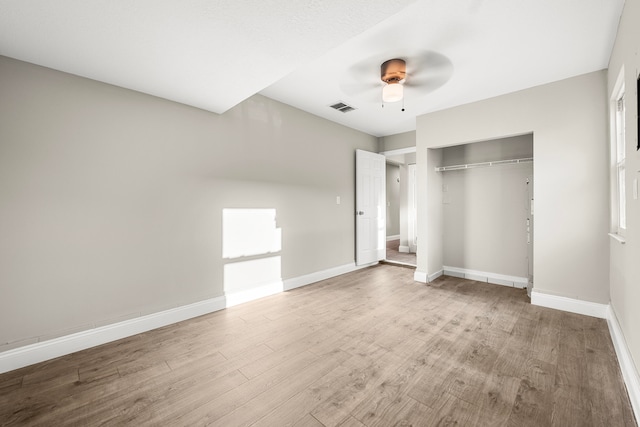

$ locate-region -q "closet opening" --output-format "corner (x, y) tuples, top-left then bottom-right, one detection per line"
(437, 133), (534, 294)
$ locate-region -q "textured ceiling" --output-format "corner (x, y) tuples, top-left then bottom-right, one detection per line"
(262, 0), (625, 136)
(0, 0), (625, 137)
(0, 0), (416, 114)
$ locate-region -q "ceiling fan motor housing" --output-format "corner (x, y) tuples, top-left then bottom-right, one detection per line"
(381, 58), (406, 84)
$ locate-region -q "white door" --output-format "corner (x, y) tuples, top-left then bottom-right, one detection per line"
(356, 149), (386, 265)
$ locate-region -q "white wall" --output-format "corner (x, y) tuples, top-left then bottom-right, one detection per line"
(608, 0), (640, 381)
(386, 163), (400, 237)
(0, 56), (378, 352)
(416, 71), (609, 305)
(420, 148), (443, 278)
(398, 164), (409, 250)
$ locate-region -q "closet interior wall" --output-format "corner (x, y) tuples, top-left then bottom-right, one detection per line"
(440, 134), (534, 280)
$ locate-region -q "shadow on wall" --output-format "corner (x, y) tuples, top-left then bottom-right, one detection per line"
(222, 208), (283, 306)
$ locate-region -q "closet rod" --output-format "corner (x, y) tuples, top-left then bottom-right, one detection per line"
(435, 157), (533, 172)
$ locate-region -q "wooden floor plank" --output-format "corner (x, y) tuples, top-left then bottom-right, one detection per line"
(206, 349), (352, 427)
(587, 347), (637, 426)
(251, 364), (357, 427)
(424, 391), (479, 426)
(167, 350), (322, 425)
(350, 345), (433, 425)
(506, 358), (556, 426)
(0, 264), (635, 426)
(310, 338), (424, 427)
(291, 413), (325, 427)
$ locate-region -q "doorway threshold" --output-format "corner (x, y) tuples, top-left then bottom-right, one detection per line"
(381, 259), (416, 269)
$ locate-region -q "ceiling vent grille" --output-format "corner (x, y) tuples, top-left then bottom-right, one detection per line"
(329, 102), (356, 113)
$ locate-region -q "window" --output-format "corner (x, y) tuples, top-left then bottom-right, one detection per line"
(612, 74), (626, 234)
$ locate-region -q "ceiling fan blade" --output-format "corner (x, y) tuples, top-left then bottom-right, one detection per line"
(339, 82), (381, 103)
(339, 50), (453, 101)
(404, 73), (449, 90)
(404, 51), (453, 93)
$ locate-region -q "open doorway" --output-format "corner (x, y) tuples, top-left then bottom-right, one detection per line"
(383, 149), (417, 266)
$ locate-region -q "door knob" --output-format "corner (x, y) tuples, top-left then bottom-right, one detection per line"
(357, 211), (364, 215)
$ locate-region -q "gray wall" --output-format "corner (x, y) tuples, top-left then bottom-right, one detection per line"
(441, 136), (533, 277)
(0, 56), (378, 351)
(416, 70), (609, 304)
(608, 0), (640, 380)
(386, 163), (400, 237)
(441, 135), (534, 166)
(379, 131), (416, 152)
(442, 164), (532, 277)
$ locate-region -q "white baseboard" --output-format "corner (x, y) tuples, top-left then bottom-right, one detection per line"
(0, 262), (366, 374)
(225, 281), (284, 307)
(607, 306), (640, 422)
(428, 270), (444, 282)
(414, 270), (428, 283)
(386, 234), (400, 241)
(398, 245), (410, 253)
(443, 266), (528, 289)
(284, 262), (365, 291)
(531, 290), (609, 318)
(0, 296), (227, 374)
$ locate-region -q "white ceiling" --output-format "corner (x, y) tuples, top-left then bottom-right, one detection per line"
(0, 0), (625, 137)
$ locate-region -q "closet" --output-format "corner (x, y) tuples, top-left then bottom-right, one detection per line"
(437, 134), (533, 291)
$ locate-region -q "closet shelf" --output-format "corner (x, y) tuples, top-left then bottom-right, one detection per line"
(435, 157), (533, 172)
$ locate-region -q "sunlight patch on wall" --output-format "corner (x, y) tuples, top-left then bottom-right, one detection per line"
(223, 256), (282, 307)
(223, 208), (281, 259)
(222, 208), (283, 307)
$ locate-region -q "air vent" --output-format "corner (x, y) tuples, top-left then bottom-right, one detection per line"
(329, 102), (356, 113)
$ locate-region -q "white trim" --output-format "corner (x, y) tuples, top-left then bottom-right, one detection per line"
(380, 147), (416, 157)
(413, 270), (428, 283)
(608, 232), (627, 244)
(531, 291), (608, 318)
(386, 234), (400, 241)
(284, 262), (368, 291)
(398, 245), (410, 253)
(443, 266), (528, 289)
(0, 296), (227, 374)
(607, 305), (640, 421)
(225, 281), (283, 307)
(610, 66), (626, 234)
(428, 270), (444, 282)
(0, 262), (369, 374)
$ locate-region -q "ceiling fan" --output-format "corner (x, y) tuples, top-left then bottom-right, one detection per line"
(380, 58), (407, 103)
(339, 51), (453, 105)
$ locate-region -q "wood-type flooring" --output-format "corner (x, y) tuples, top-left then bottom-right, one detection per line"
(385, 239), (417, 266)
(0, 264), (636, 426)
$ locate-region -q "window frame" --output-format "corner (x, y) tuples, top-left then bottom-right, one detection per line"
(611, 69), (626, 236)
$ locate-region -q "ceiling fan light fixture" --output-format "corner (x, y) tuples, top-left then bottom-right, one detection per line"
(381, 58), (406, 103)
(382, 83), (403, 103)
